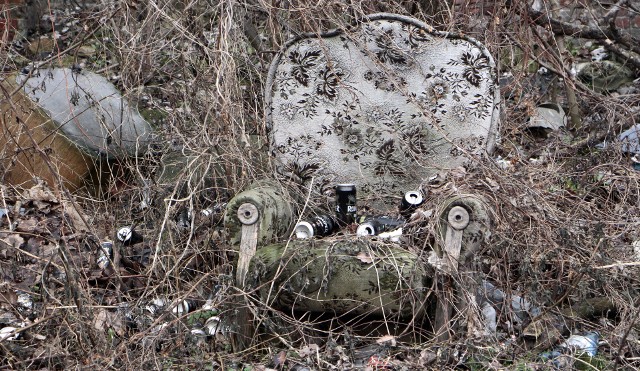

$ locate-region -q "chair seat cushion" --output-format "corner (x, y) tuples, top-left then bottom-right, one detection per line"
(247, 238), (429, 318)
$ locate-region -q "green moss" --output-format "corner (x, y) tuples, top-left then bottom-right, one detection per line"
(140, 108), (169, 125)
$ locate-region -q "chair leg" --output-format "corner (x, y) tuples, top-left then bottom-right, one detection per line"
(233, 203), (260, 351)
(435, 206), (470, 341)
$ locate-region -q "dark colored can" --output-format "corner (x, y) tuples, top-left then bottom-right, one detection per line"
(632, 156), (640, 171)
(399, 190), (424, 216)
(356, 215), (405, 236)
(117, 226), (144, 245)
(295, 214), (337, 239)
(335, 184), (357, 225)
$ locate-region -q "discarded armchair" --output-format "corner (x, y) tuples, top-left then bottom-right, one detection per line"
(224, 13), (500, 338)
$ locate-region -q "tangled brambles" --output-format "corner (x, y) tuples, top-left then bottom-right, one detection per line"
(1, 0), (639, 369)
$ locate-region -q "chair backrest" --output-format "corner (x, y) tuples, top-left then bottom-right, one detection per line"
(266, 13), (499, 210)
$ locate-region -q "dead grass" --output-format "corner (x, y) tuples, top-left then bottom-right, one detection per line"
(0, 0), (639, 369)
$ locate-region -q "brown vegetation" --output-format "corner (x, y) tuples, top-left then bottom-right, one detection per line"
(0, 0), (639, 369)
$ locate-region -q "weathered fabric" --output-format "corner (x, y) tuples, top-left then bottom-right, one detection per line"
(435, 195), (492, 264)
(17, 68), (154, 158)
(224, 181), (294, 246)
(266, 14), (499, 209)
(247, 238), (430, 318)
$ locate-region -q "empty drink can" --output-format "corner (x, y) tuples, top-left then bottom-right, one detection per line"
(97, 241), (113, 269)
(335, 184), (357, 225)
(356, 216), (405, 236)
(117, 226), (144, 245)
(294, 214), (337, 239)
(399, 190), (424, 216)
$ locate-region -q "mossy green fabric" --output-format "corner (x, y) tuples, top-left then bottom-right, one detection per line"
(436, 195), (492, 264)
(247, 238), (430, 318)
(224, 181), (294, 246)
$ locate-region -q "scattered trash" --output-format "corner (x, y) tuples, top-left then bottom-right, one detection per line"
(619, 126), (640, 155)
(335, 184), (357, 225)
(190, 328), (207, 337)
(172, 299), (199, 316)
(294, 214), (337, 239)
(139, 178), (153, 211)
(377, 228), (403, 243)
(528, 102), (567, 131)
(495, 156), (513, 170)
(632, 156), (640, 171)
(591, 47), (608, 62)
(399, 190), (424, 217)
(199, 203), (227, 224)
(480, 301), (497, 334)
(599, 125), (640, 157)
(575, 60), (635, 92)
(204, 315), (223, 336)
(559, 332), (600, 357)
(16, 292), (34, 313)
(117, 227), (143, 245)
(356, 216), (405, 237)
(145, 298), (167, 315)
(633, 240), (640, 260)
(97, 241), (113, 270)
(540, 332), (600, 367)
(478, 281), (541, 332)
(175, 208), (191, 230)
(0, 326), (21, 341)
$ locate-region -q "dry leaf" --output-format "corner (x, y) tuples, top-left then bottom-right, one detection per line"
(16, 219), (39, 233)
(93, 309), (125, 336)
(273, 350), (287, 368)
(23, 183), (58, 204)
(419, 348), (437, 365)
(484, 177), (500, 192)
(0, 284), (17, 307)
(356, 251), (373, 264)
(450, 166), (467, 178)
(3, 234), (24, 249)
(298, 343), (320, 357)
(376, 335), (396, 346)
(62, 201), (89, 232)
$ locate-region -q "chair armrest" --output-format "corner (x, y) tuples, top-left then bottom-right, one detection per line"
(224, 180), (295, 246)
(435, 194), (492, 264)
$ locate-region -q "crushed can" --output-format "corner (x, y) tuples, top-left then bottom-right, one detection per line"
(97, 241), (113, 269)
(559, 331), (599, 357)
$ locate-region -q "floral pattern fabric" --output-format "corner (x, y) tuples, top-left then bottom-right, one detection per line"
(266, 14), (499, 209)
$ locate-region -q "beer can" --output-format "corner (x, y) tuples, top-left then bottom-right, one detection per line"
(399, 190), (424, 216)
(356, 216), (405, 236)
(117, 226), (144, 245)
(97, 241), (113, 269)
(294, 214), (337, 239)
(335, 184), (357, 225)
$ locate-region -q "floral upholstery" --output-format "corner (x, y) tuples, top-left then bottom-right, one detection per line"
(267, 13), (500, 209)
(228, 14), (499, 320)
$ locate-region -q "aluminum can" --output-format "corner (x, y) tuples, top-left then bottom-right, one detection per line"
(356, 215), (405, 236)
(97, 241), (113, 269)
(335, 184), (357, 225)
(295, 214), (337, 239)
(399, 190), (424, 216)
(117, 226), (144, 245)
